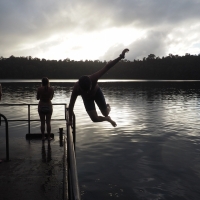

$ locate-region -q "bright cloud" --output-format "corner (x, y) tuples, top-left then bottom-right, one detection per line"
(0, 0), (200, 61)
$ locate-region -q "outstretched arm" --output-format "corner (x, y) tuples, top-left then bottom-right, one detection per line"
(90, 49), (129, 81)
(68, 86), (78, 125)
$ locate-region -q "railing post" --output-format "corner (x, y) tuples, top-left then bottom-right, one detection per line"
(67, 122), (80, 200)
(65, 104), (67, 120)
(28, 104), (30, 134)
(65, 108), (81, 200)
(59, 128), (63, 139)
(72, 112), (76, 151)
(0, 113), (9, 161)
(59, 128), (63, 147)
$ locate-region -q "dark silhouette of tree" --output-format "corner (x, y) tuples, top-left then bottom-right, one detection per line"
(147, 54), (156, 60)
(1, 54), (200, 79)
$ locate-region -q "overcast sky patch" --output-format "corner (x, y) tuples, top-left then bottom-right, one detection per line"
(0, 0), (200, 60)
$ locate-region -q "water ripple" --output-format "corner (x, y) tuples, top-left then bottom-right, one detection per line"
(1, 81), (200, 199)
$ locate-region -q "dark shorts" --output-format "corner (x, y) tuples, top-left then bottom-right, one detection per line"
(38, 106), (53, 114)
(81, 88), (107, 112)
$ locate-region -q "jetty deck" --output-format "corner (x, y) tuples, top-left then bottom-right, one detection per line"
(0, 103), (80, 200)
(0, 138), (64, 200)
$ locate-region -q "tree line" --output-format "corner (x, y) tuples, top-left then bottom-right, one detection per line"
(1, 53), (200, 79)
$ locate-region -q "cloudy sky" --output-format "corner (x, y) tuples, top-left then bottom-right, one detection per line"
(0, 0), (200, 61)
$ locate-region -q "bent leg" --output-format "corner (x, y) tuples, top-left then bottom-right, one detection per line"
(87, 110), (117, 127)
(94, 88), (110, 116)
(82, 90), (116, 127)
(101, 104), (111, 116)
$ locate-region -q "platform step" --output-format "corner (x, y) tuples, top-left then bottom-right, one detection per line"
(26, 133), (54, 140)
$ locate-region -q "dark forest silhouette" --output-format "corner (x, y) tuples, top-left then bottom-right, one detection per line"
(1, 53), (200, 79)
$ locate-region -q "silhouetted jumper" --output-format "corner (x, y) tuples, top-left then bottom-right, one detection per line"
(68, 49), (129, 127)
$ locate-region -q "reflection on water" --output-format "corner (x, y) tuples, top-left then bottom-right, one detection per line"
(42, 142), (52, 163)
(1, 81), (200, 199)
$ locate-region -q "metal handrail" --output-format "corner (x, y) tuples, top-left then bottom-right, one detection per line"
(0, 113), (9, 161)
(0, 103), (81, 198)
(64, 108), (81, 200)
(0, 103), (67, 134)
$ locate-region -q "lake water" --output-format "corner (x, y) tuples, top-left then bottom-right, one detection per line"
(1, 80), (200, 200)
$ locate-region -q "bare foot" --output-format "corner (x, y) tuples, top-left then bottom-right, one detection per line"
(107, 116), (117, 127)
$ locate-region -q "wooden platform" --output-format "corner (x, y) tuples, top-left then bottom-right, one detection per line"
(0, 138), (64, 200)
(25, 133), (54, 140)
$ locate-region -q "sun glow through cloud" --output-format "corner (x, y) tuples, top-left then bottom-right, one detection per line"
(35, 27), (143, 61)
(1, 0), (200, 60)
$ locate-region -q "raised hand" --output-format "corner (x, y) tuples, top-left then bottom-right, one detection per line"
(120, 48), (129, 58)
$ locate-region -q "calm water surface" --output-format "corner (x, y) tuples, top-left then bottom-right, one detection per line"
(1, 80), (200, 200)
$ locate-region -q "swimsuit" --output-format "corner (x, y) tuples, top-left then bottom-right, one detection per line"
(37, 86), (54, 114)
(38, 106), (52, 114)
(81, 88), (107, 111)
